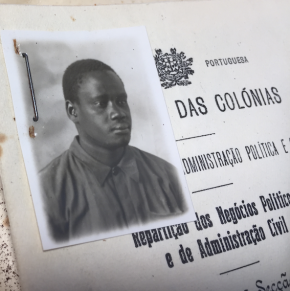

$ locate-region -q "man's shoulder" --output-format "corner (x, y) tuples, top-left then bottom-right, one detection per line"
(129, 146), (176, 172)
(39, 150), (71, 181)
(128, 146), (186, 212)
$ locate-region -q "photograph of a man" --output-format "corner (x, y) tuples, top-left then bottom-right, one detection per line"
(40, 59), (186, 242)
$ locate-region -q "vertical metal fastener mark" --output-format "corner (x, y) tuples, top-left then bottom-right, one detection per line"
(22, 53), (39, 122)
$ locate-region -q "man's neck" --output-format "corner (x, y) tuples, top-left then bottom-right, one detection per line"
(78, 137), (125, 167)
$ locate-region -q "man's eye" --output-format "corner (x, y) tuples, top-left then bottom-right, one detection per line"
(95, 101), (107, 107)
(117, 99), (127, 105)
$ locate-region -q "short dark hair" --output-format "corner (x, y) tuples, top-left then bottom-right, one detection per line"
(62, 59), (116, 103)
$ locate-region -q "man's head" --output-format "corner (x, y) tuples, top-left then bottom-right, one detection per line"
(63, 59), (132, 151)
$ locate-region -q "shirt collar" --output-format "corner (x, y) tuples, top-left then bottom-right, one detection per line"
(69, 136), (139, 185)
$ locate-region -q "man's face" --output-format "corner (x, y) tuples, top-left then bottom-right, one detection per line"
(74, 70), (132, 150)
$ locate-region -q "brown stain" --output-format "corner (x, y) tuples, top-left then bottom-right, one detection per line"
(13, 117), (15, 121)
(0, 133), (6, 158)
(29, 126), (35, 138)
(70, 16), (76, 21)
(3, 216), (9, 228)
(13, 39), (20, 55)
(0, 133), (7, 143)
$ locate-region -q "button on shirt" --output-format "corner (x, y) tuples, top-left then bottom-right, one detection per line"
(40, 137), (186, 241)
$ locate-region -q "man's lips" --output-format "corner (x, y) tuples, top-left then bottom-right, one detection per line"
(111, 124), (131, 134)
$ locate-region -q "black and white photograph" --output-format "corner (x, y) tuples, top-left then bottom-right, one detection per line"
(1, 27), (196, 250)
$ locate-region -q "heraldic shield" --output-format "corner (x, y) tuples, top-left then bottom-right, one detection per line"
(154, 48), (194, 89)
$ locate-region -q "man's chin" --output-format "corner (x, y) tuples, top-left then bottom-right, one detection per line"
(106, 136), (131, 150)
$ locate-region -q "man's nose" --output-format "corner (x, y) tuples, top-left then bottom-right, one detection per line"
(109, 101), (126, 120)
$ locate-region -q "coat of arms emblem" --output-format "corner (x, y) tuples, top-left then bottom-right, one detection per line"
(154, 48), (194, 89)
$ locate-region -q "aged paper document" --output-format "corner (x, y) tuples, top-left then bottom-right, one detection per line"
(0, 0), (289, 290)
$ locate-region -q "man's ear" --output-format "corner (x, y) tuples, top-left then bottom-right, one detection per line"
(66, 100), (79, 123)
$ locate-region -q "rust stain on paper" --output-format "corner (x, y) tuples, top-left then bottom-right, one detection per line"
(0, 134), (7, 143)
(0, 189), (21, 289)
(13, 39), (20, 55)
(0, 133), (7, 157)
(70, 16), (76, 21)
(3, 216), (9, 228)
(29, 126), (36, 138)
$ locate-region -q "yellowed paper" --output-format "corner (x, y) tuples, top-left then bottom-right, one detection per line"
(0, 1), (290, 290)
